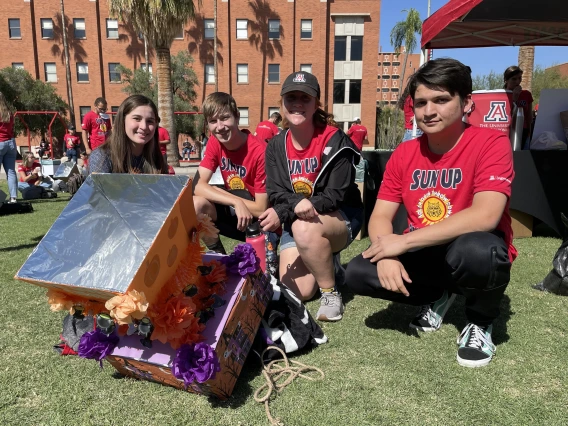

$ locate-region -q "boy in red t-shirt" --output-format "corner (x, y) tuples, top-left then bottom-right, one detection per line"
(346, 58), (515, 368)
(254, 112), (281, 143)
(346, 117), (368, 150)
(193, 92), (269, 253)
(81, 97), (112, 154)
(64, 124), (81, 162)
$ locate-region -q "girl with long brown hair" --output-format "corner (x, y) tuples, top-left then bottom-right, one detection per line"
(0, 92), (18, 202)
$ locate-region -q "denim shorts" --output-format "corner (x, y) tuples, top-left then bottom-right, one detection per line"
(280, 205), (363, 253)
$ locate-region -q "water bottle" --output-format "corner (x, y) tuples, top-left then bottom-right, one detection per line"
(246, 222), (266, 272)
(511, 105), (524, 151)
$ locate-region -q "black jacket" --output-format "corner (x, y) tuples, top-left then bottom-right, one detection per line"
(265, 127), (363, 226)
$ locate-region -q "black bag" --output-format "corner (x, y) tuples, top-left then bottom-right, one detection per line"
(0, 201), (34, 216)
(534, 213), (568, 296)
(67, 173), (85, 197)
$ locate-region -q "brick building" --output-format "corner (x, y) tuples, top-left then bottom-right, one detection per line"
(547, 62), (568, 78)
(376, 48), (420, 107)
(2, 0), (380, 149)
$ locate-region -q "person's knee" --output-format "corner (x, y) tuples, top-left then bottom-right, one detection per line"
(193, 195), (215, 217)
(291, 219), (322, 249)
(447, 232), (510, 289)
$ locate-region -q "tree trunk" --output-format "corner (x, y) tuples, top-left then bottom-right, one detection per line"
(60, 0), (75, 126)
(156, 47), (179, 167)
(518, 46), (535, 92)
(144, 38), (149, 71)
(214, 0), (218, 92)
(390, 50), (409, 146)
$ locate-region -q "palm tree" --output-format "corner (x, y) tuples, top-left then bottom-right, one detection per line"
(59, 0), (75, 125)
(108, 0), (198, 167)
(518, 46), (535, 93)
(390, 8), (422, 141)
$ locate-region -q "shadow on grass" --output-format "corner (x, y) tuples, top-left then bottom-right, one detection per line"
(0, 234), (44, 252)
(28, 197), (71, 204)
(363, 294), (512, 345)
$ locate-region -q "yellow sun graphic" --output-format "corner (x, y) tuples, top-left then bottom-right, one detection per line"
(416, 191), (452, 225)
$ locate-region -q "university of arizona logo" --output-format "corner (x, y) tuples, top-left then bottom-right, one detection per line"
(484, 101), (508, 122)
(293, 73), (306, 83)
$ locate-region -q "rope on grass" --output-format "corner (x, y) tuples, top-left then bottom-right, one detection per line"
(253, 346), (325, 426)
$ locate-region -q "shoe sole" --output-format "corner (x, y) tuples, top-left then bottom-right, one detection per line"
(456, 354), (492, 368)
(316, 314), (343, 322)
(408, 293), (457, 332)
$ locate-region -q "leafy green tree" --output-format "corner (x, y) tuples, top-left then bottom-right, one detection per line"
(0, 67), (68, 145)
(472, 70), (503, 91)
(376, 106), (405, 150)
(108, 0), (197, 166)
(117, 51), (201, 139)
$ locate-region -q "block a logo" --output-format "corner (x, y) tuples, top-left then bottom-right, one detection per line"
(484, 101), (508, 122)
(293, 73), (306, 83)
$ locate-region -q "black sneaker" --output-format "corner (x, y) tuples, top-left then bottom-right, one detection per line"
(409, 291), (456, 332)
(457, 323), (496, 368)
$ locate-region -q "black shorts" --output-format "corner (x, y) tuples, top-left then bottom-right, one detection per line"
(214, 189), (253, 242)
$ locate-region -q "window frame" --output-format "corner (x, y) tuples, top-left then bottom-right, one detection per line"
(40, 18), (54, 39)
(300, 19), (312, 39)
(79, 106), (90, 124)
(44, 62), (57, 83)
(268, 107), (280, 118)
(205, 64), (215, 84)
(267, 64), (280, 83)
(140, 63), (153, 74)
(12, 63), (24, 70)
(300, 64), (312, 73)
(238, 107), (249, 127)
(108, 63), (121, 83)
(268, 19), (280, 40)
(236, 64), (248, 84)
(106, 19), (118, 39)
(73, 18), (86, 39)
(8, 18), (21, 39)
(76, 62), (89, 82)
(236, 19), (248, 39)
(204, 19), (214, 40)
(175, 25), (184, 40)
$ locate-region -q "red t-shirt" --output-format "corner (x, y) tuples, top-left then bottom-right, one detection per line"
(515, 90), (534, 129)
(286, 125), (338, 198)
(158, 127), (170, 155)
(403, 96), (415, 130)
(378, 125), (517, 262)
(0, 115), (14, 142)
(347, 124), (367, 150)
(200, 130), (266, 198)
(18, 161), (41, 184)
(64, 133), (81, 149)
(81, 110), (112, 150)
(255, 121), (279, 143)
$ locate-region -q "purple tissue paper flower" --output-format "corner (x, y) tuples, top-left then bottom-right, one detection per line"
(172, 342), (221, 387)
(223, 243), (260, 276)
(78, 329), (119, 367)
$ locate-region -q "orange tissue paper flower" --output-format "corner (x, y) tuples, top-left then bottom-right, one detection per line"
(148, 293), (199, 345)
(105, 290), (148, 325)
(46, 289), (78, 313)
(169, 320), (206, 349)
(197, 213), (220, 241)
(202, 260), (227, 285)
(158, 241), (205, 299)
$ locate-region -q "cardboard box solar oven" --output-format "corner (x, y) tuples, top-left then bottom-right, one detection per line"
(15, 174), (272, 398)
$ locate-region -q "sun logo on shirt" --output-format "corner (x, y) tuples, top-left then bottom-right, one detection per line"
(416, 191), (452, 225)
(227, 174), (245, 190)
(292, 177), (313, 198)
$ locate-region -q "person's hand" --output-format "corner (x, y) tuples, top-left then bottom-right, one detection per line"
(512, 85), (522, 101)
(85, 147), (92, 155)
(377, 257), (412, 297)
(259, 208), (281, 232)
(294, 198), (318, 220)
(232, 199), (253, 232)
(363, 234), (409, 262)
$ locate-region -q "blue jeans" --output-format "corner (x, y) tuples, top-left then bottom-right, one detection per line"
(66, 148), (78, 163)
(0, 138), (18, 199)
(402, 128), (423, 142)
(182, 148), (191, 159)
(18, 181), (51, 199)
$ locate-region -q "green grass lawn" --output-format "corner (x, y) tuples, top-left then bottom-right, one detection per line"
(1, 181), (567, 425)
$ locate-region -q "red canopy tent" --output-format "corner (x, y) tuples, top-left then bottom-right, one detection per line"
(422, 0), (568, 49)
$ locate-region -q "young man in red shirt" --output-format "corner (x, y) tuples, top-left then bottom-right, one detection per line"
(254, 112), (282, 143)
(157, 126), (171, 165)
(81, 97), (112, 154)
(346, 58), (515, 368)
(193, 92), (268, 253)
(347, 117), (368, 150)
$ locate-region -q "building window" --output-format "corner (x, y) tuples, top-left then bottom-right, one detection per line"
(392, 75), (400, 79)
(351, 36), (363, 61)
(175, 26), (184, 39)
(349, 80), (362, 104)
(141, 63), (152, 74)
(383, 61), (391, 66)
(73, 18), (86, 39)
(333, 80), (345, 104)
(8, 19), (21, 38)
(237, 64), (248, 83)
(300, 64), (312, 73)
(383, 75), (390, 79)
(205, 64), (215, 84)
(236, 19), (248, 39)
(108, 63), (121, 82)
(377, 75), (381, 79)
(393, 61), (401, 66)
(300, 20), (312, 39)
(268, 64), (280, 83)
(268, 107), (280, 117)
(377, 61), (381, 66)
(382, 88), (389, 92)
(111, 106), (119, 123)
(12, 63), (24, 70)
(41, 19), (54, 39)
(76, 63), (89, 82)
(79, 106), (90, 123)
(392, 87), (399, 92)
(204, 19), (214, 39)
(106, 19), (118, 38)
(44, 63), (57, 82)
(334, 36), (346, 61)
(238, 107), (249, 126)
(268, 19), (280, 39)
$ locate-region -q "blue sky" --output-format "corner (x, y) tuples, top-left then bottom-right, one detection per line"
(380, 0), (568, 77)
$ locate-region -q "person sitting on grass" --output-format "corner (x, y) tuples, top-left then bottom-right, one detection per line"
(17, 152), (53, 199)
(345, 58), (516, 368)
(259, 71), (363, 322)
(192, 92), (268, 254)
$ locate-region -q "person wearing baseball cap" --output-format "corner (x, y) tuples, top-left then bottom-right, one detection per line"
(347, 117), (368, 151)
(64, 123), (81, 163)
(259, 71), (363, 322)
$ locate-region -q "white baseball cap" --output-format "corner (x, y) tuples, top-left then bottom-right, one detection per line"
(353, 117), (360, 121)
